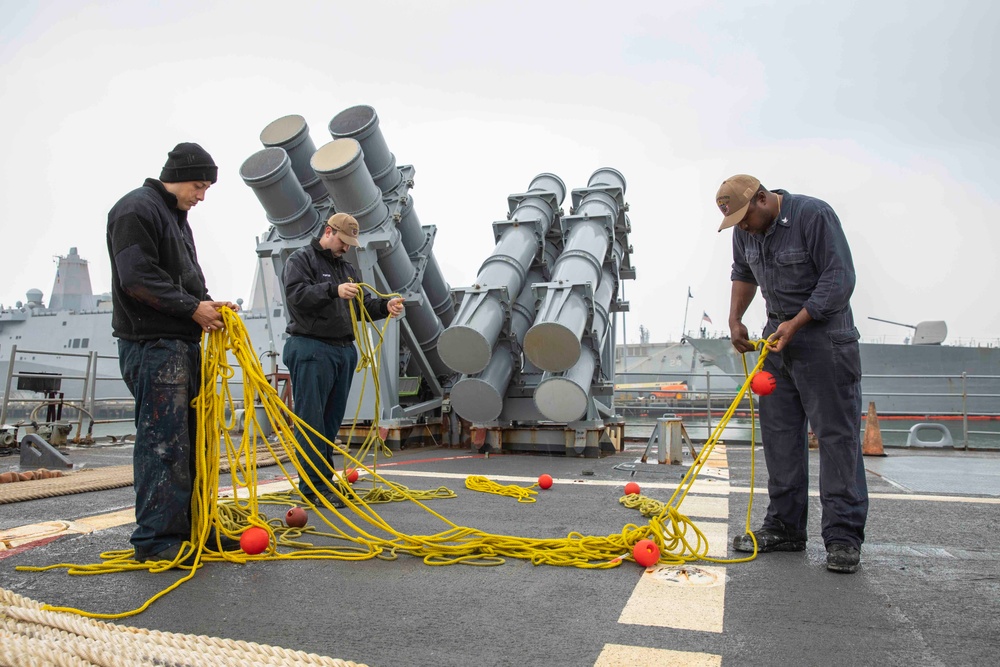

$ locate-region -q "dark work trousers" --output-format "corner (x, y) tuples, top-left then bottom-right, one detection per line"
(758, 318), (868, 548)
(118, 338), (201, 556)
(283, 335), (358, 498)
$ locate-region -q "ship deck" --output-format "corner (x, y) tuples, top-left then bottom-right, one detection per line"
(2, 438), (998, 666)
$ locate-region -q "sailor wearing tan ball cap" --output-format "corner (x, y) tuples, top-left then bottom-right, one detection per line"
(713, 174), (869, 574)
(280, 212), (404, 506)
(326, 211), (361, 247)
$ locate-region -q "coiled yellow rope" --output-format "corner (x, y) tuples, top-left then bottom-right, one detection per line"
(613, 339), (770, 565)
(16, 281), (772, 619)
(464, 475), (539, 503)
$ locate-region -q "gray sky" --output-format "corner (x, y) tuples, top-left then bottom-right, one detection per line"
(2, 0), (998, 346)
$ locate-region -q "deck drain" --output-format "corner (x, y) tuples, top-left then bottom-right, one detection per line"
(648, 565), (722, 586)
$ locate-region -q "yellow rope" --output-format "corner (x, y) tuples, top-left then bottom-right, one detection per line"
(727, 339), (770, 560)
(16, 279), (774, 618)
(614, 340), (770, 566)
(464, 475), (539, 503)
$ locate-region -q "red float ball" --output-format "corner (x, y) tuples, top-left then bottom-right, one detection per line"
(624, 481), (641, 496)
(285, 507), (307, 528)
(633, 539), (660, 567)
(346, 468), (359, 484)
(538, 473), (553, 490)
(240, 526), (270, 555)
(750, 371), (777, 396)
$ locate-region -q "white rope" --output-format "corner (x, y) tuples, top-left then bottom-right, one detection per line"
(1, 588), (367, 667)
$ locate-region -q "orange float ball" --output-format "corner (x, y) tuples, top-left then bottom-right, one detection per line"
(750, 371), (777, 396)
(624, 481), (641, 496)
(633, 539), (660, 567)
(538, 473), (553, 490)
(285, 507), (307, 528)
(240, 526), (270, 555)
(346, 468), (359, 484)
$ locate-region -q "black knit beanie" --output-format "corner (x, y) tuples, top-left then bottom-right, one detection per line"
(160, 142), (218, 183)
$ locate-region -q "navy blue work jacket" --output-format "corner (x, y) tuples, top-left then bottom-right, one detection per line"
(730, 190), (856, 323)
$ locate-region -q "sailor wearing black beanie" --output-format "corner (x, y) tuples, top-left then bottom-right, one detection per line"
(160, 142), (218, 184)
(106, 140), (240, 566)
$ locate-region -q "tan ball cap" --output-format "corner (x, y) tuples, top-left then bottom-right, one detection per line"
(327, 212), (360, 246)
(716, 174), (761, 231)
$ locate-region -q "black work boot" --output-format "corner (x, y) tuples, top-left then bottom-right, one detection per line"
(320, 487), (347, 509)
(733, 524), (807, 553)
(135, 543), (197, 567)
(826, 543), (861, 573)
(205, 528), (242, 553)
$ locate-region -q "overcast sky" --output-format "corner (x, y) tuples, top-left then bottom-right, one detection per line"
(2, 0), (998, 347)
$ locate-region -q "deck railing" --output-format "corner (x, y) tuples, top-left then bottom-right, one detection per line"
(3, 345), (996, 450)
(614, 370), (1000, 451)
(0, 345), (133, 443)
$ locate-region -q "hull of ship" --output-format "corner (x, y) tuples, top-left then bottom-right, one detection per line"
(685, 337), (1000, 416)
(1, 310), (289, 406)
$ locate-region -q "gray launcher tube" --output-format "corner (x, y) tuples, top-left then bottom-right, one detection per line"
(438, 174), (565, 375)
(522, 168), (625, 372)
(311, 138), (387, 225)
(394, 194), (455, 327)
(240, 147), (320, 240)
(259, 115), (328, 204)
(311, 138), (449, 376)
(311, 139), (417, 292)
(450, 267), (545, 423)
(330, 105), (455, 327)
(534, 263), (616, 422)
(328, 105), (403, 194)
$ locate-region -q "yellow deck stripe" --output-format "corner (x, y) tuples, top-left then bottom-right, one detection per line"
(614, 446), (731, 645)
(75, 508), (135, 531)
(617, 563), (727, 633)
(673, 496), (728, 520)
(595, 644), (721, 667)
(696, 521), (729, 559)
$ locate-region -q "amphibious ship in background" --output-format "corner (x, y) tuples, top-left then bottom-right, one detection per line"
(0, 247), (287, 411)
(684, 327), (1000, 416)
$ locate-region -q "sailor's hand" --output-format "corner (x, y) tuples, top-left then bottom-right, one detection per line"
(219, 301), (240, 312)
(767, 322), (796, 352)
(767, 310), (811, 352)
(386, 297), (404, 318)
(729, 321), (755, 354)
(193, 301), (226, 332)
(337, 282), (360, 300)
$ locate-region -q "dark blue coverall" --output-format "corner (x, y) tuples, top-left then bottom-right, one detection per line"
(281, 237), (389, 498)
(731, 190), (868, 549)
